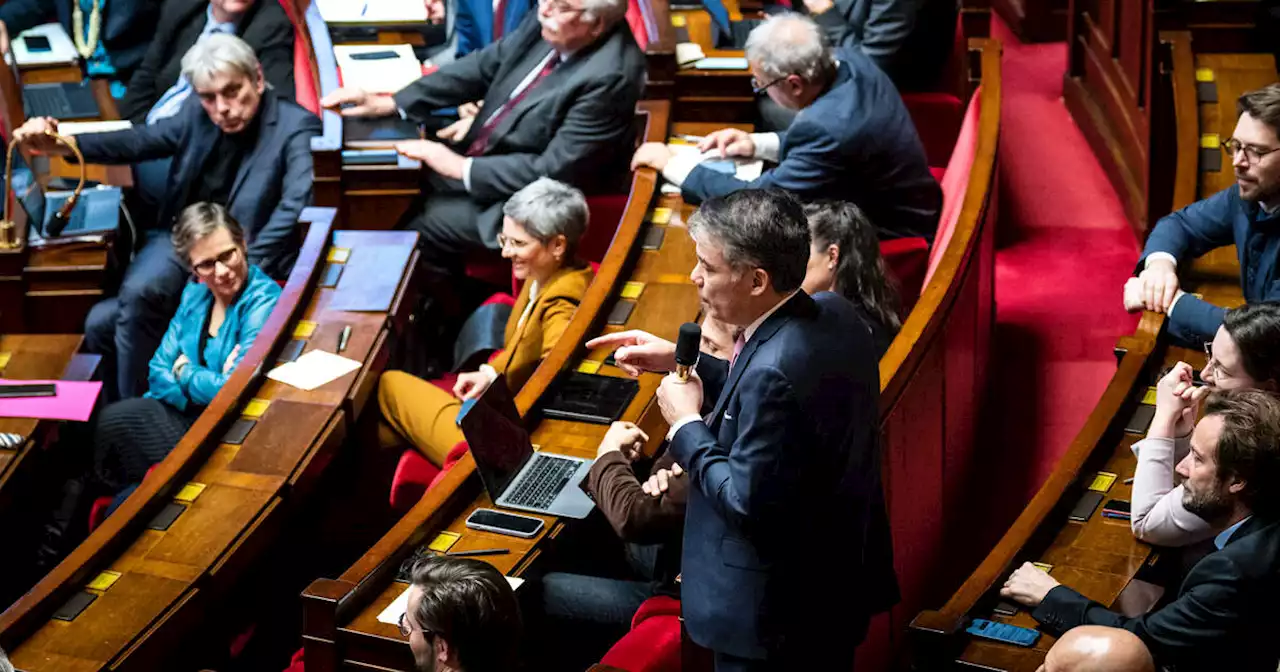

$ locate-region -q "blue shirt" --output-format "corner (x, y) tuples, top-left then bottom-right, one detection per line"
(146, 4), (237, 124)
(1215, 515), (1252, 550)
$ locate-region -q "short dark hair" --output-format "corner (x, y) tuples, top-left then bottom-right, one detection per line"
(804, 200), (901, 334)
(1237, 83), (1280, 136)
(688, 189), (810, 293)
(1223, 302), (1280, 387)
(1203, 389), (1280, 516)
(170, 202), (246, 266)
(409, 555), (522, 672)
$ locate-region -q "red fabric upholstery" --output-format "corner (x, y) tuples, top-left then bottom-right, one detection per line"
(600, 596), (683, 672)
(465, 256), (516, 294)
(583, 194), (629, 264)
(902, 92), (964, 169)
(880, 237), (929, 314)
(390, 442), (471, 511)
(284, 647), (305, 672)
(279, 0), (320, 115)
(924, 86), (983, 286)
(88, 465), (158, 533)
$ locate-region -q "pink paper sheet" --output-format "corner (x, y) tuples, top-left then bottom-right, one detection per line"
(0, 379), (103, 422)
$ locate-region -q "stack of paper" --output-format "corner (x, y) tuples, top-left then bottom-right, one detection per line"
(334, 44), (424, 94)
(317, 0), (428, 23)
(13, 23), (78, 66)
(57, 120), (133, 136)
(267, 350), (361, 391)
(676, 43), (705, 67)
(376, 577), (526, 626)
(660, 143), (763, 194)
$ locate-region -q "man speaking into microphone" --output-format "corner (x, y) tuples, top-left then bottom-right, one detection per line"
(586, 189), (897, 670)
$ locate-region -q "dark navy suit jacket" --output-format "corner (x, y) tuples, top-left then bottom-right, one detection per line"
(669, 291), (898, 660)
(1032, 516), (1280, 671)
(0, 0), (160, 82)
(680, 47), (941, 241)
(454, 0), (534, 57)
(1140, 185), (1280, 343)
(75, 90), (322, 279)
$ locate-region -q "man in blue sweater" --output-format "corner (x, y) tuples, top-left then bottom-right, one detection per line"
(629, 13), (940, 242)
(1126, 84), (1280, 344)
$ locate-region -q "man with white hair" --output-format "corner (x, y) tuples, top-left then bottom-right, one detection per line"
(15, 33), (321, 400)
(632, 13), (941, 242)
(322, 0), (645, 271)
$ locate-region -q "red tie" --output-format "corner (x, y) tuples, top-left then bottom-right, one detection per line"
(493, 0), (508, 39)
(466, 54), (558, 157)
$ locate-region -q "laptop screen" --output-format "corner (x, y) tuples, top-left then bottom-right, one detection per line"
(459, 376), (534, 501)
(4, 148), (46, 231)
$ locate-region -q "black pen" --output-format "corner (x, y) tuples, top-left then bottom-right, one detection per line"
(338, 325), (352, 353)
(447, 548), (510, 557)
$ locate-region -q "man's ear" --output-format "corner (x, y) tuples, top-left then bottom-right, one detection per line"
(826, 243), (840, 270)
(255, 64), (266, 94)
(435, 636), (456, 667)
(749, 268), (770, 296)
(1227, 475), (1247, 496)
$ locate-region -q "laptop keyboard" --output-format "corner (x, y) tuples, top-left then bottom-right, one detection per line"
(505, 454), (579, 510)
(25, 86), (72, 118)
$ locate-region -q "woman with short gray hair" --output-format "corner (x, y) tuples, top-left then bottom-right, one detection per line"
(376, 178), (596, 466)
(90, 202), (281, 501)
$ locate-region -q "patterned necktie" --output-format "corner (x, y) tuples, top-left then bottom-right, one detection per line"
(465, 54), (559, 157)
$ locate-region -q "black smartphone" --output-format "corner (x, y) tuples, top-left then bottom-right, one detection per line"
(0, 383), (56, 398)
(1102, 499), (1132, 519)
(23, 35), (52, 52)
(349, 50), (400, 61)
(465, 508), (544, 538)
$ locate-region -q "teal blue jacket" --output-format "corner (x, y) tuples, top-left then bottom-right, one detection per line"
(145, 265), (281, 411)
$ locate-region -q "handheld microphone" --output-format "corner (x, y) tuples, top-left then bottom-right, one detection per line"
(45, 192), (78, 237)
(674, 322), (701, 381)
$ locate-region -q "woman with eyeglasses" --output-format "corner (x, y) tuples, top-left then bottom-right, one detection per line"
(91, 202), (281, 496)
(377, 178), (594, 467)
(1130, 302), (1280, 547)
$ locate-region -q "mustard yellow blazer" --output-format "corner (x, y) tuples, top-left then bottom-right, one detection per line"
(489, 264), (595, 391)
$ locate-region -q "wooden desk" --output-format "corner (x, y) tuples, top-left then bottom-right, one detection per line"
(0, 335), (98, 597)
(0, 210), (422, 671)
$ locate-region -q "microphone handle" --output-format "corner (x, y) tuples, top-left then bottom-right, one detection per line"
(675, 363), (690, 381)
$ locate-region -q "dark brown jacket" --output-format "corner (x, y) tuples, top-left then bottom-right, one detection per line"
(583, 450), (686, 547)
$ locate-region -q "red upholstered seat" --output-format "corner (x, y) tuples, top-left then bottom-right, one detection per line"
(284, 647), (305, 672)
(902, 92), (964, 169)
(924, 86), (983, 286)
(600, 596), (683, 672)
(279, 0), (320, 115)
(88, 465), (159, 533)
(880, 237), (930, 314)
(390, 442), (471, 511)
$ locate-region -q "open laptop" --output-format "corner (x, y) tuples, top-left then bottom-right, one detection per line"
(459, 376), (596, 519)
(5, 148), (121, 240)
(4, 53), (99, 121)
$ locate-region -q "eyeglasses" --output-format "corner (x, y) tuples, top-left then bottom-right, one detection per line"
(496, 233), (534, 250)
(398, 612), (436, 639)
(1222, 138), (1280, 165)
(750, 75), (789, 96)
(1203, 341), (1225, 380)
(192, 247), (241, 277)
(538, 0), (585, 18)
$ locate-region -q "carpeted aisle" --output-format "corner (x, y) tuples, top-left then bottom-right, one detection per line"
(969, 18), (1141, 551)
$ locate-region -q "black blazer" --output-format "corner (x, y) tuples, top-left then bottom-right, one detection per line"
(1032, 516), (1280, 671)
(75, 90), (321, 279)
(0, 0), (160, 81)
(668, 292), (898, 660)
(118, 0), (296, 123)
(391, 14), (645, 204)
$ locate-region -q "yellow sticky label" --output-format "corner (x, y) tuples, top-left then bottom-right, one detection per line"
(293, 321), (318, 339)
(671, 14), (687, 27)
(0, 352), (11, 370)
(428, 531), (461, 552)
(87, 570), (122, 592)
(1088, 472), (1117, 493)
(620, 282), (645, 299)
(1032, 562), (1053, 573)
(327, 247), (351, 263)
(1195, 68), (1215, 83)
(1200, 134), (1220, 149)
(243, 398), (271, 419)
(650, 207), (673, 225)
(577, 360), (603, 374)
(1142, 387), (1157, 405)
(174, 482), (207, 503)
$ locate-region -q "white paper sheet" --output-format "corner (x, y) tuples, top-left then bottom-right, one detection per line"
(693, 56), (749, 70)
(266, 350), (361, 391)
(376, 577), (527, 626)
(660, 143), (764, 193)
(316, 0), (428, 23)
(13, 23), (78, 66)
(334, 44), (424, 94)
(57, 120), (133, 135)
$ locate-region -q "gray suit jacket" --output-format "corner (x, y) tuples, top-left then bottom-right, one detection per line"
(392, 15), (645, 204)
